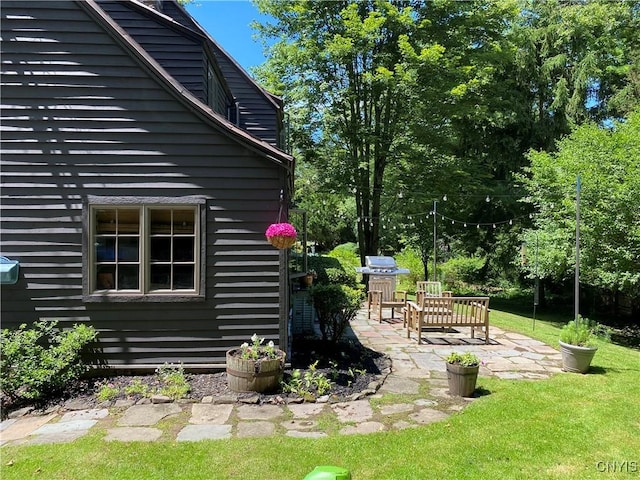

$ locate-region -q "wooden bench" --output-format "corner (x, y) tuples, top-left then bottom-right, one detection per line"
(367, 279), (407, 322)
(405, 296), (490, 344)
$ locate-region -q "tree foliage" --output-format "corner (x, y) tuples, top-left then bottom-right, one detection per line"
(519, 110), (640, 297)
(253, 0), (640, 301)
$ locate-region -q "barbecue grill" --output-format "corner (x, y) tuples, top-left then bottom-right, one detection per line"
(356, 256), (409, 290)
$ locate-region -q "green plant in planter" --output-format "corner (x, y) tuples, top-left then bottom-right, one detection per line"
(558, 316), (610, 374)
(446, 351), (480, 367)
(446, 351), (481, 397)
(559, 316), (607, 347)
(239, 333), (280, 361)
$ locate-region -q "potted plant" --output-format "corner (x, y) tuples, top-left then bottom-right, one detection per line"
(446, 351), (480, 397)
(558, 316), (603, 373)
(265, 222), (297, 249)
(226, 334), (286, 393)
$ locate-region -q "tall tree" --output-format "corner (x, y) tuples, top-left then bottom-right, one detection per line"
(254, 0), (434, 263)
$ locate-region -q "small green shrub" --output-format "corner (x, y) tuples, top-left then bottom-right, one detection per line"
(156, 363), (190, 400)
(124, 378), (150, 397)
(96, 382), (120, 402)
(0, 320), (97, 402)
(310, 284), (364, 344)
(281, 361), (332, 398)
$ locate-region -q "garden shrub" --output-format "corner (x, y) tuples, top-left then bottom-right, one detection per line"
(0, 320), (97, 402)
(308, 254), (358, 287)
(310, 284), (364, 344)
(395, 248), (425, 293)
(327, 243), (361, 272)
(325, 267), (358, 287)
(440, 256), (486, 289)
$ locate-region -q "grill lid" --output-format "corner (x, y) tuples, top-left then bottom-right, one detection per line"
(365, 256), (397, 268)
(356, 255), (409, 274)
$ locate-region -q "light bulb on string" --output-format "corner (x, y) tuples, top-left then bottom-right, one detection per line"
(443, 194), (447, 201)
(485, 195), (491, 203)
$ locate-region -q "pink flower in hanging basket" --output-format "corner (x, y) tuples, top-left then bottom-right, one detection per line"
(265, 222), (297, 239)
(265, 222), (297, 249)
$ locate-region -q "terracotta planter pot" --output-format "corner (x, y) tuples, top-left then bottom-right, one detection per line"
(446, 362), (479, 397)
(559, 340), (598, 374)
(226, 349), (286, 393)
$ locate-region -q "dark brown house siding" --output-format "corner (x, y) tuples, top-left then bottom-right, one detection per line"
(0, 0), (293, 368)
(208, 42), (283, 148)
(98, 0), (232, 118)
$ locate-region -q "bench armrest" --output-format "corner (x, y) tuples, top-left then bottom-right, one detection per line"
(368, 290), (383, 303)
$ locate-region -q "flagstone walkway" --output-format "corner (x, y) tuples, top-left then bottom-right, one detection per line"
(1, 308), (562, 446)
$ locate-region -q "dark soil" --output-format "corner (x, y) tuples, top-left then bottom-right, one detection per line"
(1, 337), (390, 417)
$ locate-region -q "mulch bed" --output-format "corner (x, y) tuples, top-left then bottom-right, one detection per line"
(1, 337), (391, 417)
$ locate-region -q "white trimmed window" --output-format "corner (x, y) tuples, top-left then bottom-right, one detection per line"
(88, 203), (201, 296)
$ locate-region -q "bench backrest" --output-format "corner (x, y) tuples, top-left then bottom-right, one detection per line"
(416, 281), (442, 297)
(368, 279), (395, 303)
(419, 296), (490, 324)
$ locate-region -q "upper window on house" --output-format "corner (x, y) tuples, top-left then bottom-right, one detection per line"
(205, 58), (228, 116)
(90, 205), (200, 296)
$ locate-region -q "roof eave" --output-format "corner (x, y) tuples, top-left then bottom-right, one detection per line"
(78, 0), (293, 169)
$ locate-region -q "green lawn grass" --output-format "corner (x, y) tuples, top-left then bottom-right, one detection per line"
(2, 308), (639, 480)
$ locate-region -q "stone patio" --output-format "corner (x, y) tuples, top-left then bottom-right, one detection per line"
(1, 306), (562, 445)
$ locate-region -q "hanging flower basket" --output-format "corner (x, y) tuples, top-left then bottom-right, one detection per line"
(265, 222), (297, 249)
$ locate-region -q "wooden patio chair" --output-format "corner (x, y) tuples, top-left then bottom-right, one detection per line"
(367, 278), (407, 323)
(410, 281), (453, 328)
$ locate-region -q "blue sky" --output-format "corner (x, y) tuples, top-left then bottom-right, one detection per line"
(185, 1), (272, 72)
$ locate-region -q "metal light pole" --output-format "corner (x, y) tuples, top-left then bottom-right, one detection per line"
(575, 176), (581, 325)
(533, 232), (539, 330)
(433, 200), (437, 282)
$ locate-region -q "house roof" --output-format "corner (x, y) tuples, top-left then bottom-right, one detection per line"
(79, 0), (293, 170)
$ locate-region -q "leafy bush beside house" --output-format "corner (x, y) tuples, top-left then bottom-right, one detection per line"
(309, 284), (364, 344)
(0, 320), (97, 403)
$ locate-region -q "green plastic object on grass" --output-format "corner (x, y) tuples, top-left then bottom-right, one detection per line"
(303, 465), (352, 480)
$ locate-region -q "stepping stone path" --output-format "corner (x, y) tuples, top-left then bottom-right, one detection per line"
(1, 308), (563, 445)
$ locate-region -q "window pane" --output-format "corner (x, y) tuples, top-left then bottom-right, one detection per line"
(118, 237), (139, 262)
(150, 265), (171, 290)
(95, 237), (116, 262)
(150, 210), (171, 234)
(173, 209), (195, 234)
(117, 209), (140, 234)
(150, 237), (171, 262)
(96, 266), (115, 289)
(118, 265), (139, 290)
(96, 209), (116, 234)
(174, 265), (194, 289)
(173, 237), (194, 262)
